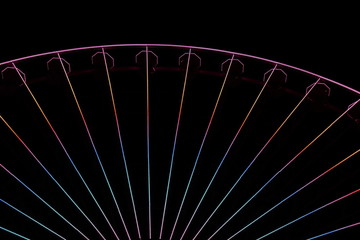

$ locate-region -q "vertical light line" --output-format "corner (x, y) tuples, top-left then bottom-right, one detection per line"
(159, 48), (192, 239)
(191, 65), (279, 240)
(145, 46), (152, 239)
(305, 222), (360, 240)
(252, 148), (360, 239)
(0, 226), (31, 240)
(0, 199), (66, 240)
(0, 164), (90, 240)
(169, 55), (235, 240)
(0, 115), (107, 240)
(178, 55), (236, 240)
(208, 99), (360, 240)
(56, 53), (124, 240)
(101, 48), (141, 239)
(11, 62), (118, 240)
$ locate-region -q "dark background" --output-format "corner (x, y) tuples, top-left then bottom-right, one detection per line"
(0, 5), (358, 91)
(0, 5), (359, 240)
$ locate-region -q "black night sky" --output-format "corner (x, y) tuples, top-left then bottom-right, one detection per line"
(0, 5), (358, 91)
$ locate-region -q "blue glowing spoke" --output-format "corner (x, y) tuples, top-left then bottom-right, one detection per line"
(255, 149), (360, 239)
(254, 188), (360, 240)
(0, 164), (90, 240)
(190, 65), (282, 240)
(0, 115), (107, 240)
(305, 221), (360, 240)
(191, 77), (320, 240)
(0, 199), (66, 240)
(12, 62), (118, 240)
(57, 53), (125, 240)
(5, 44), (359, 240)
(145, 46), (152, 239)
(0, 226), (31, 240)
(181, 65), (286, 240)
(169, 54), (234, 240)
(101, 47), (141, 239)
(207, 99), (360, 240)
(159, 48), (192, 239)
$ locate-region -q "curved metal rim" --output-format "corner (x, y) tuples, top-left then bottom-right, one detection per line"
(0, 43), (359, 95)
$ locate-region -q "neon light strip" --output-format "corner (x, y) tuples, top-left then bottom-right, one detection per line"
(145, 46), (152, 239)
(2, 44), (358, 96)
(159, 48), (192, 239)
(168, 55), (235, 240)
(305, 221), (360, 240)
(0, 115), (106, 239)
(0, 164), (90, 240)
(253, 188), (360, 240)
(57, 53), (124, 240)
(101, 48), (141, 239)
(0, 198), (66, 239)
(0, 226), (31, 240)
(11, 62), (117, 239)
(252, 148), (360, 239)
(190, 66), (283, 240)
(207, 99), (360, 240)
(177, 55), (238, 240)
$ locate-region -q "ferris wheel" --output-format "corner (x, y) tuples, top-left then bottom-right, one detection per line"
(0, 44), (359, 240)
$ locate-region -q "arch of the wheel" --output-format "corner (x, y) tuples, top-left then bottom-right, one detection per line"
(0, 44), (359, 240)
(0, 44), (358, 96)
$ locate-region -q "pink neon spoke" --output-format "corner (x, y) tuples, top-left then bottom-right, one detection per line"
(252, 187), (360, 240)
(144, 46), (152, 239)
(252, 148), (360, 239)
(1, 44), (358, 240)
(0, 115), (107, 240)
(178, 56), (245, 240)
(57, 53), (125, 240)
(206, 99), (360, 240)
(169, 55), (235, 240)
(11, 62), (119, 240)
(305, 221), (360, 240)
(101, 47), (142, 239)
(159, 48), (192, 239)
(188, 65), (280, 240)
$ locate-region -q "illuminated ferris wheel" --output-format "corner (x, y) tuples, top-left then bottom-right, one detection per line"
(0, 44), (359, 240)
